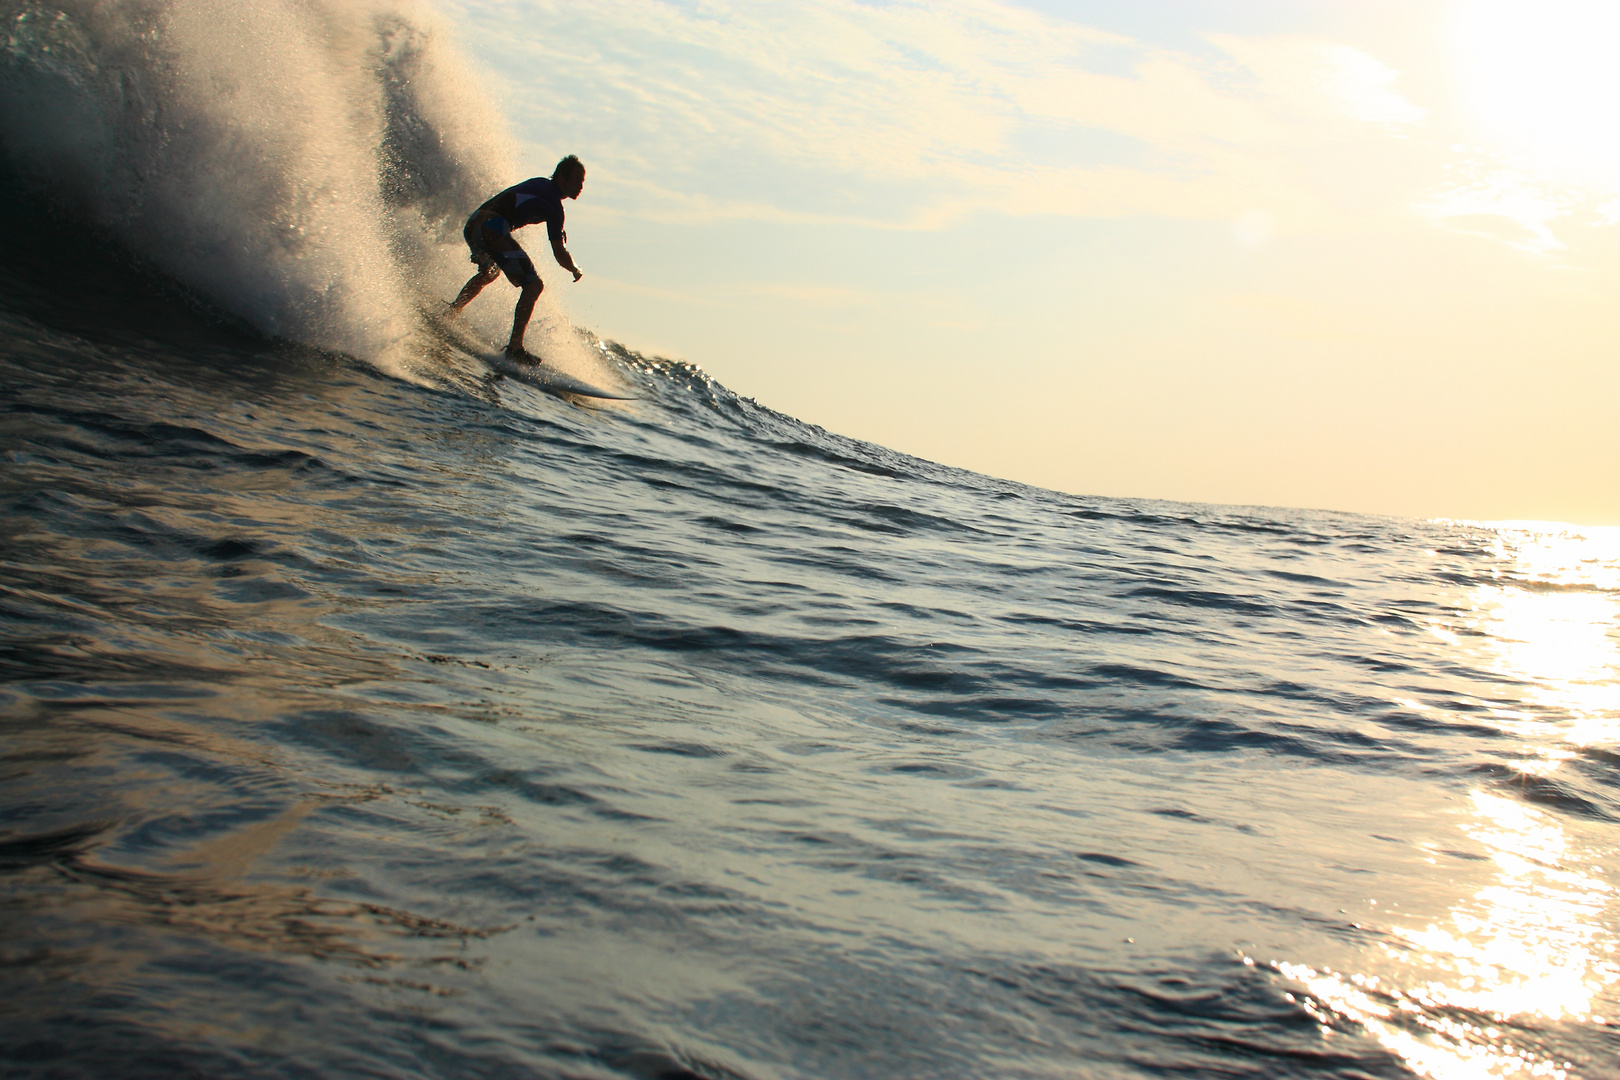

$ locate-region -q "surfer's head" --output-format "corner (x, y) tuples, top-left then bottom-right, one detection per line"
(554, 155), (586, 199)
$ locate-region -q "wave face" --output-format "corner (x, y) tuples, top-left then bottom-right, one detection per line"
(3, 221), (1620, 1079)
(0, 0), (510, 371)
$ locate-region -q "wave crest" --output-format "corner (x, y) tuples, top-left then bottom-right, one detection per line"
(0, 0), (512, 371)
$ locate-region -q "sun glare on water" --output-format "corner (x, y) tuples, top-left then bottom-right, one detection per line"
(1275, 789), (1616, 1079)
(1271, 525), (1620, 1077)
(1450, 0), (1620, 183)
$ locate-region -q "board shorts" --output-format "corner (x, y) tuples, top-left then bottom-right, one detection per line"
(464, 210), (540, 287)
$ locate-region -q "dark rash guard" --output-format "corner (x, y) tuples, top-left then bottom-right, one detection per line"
(479, 177), (565, 246)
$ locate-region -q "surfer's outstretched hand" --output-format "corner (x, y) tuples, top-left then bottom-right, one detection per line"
(572, 268), (583, 282)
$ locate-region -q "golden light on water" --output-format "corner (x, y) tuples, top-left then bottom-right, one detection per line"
(1481, 584), (1618, 747)
(1408, 793), (1616, 1026)
(1275, 790), (1616, 1078)
(1274, 525), (1620, 1076)
(1473, 526), (1620, 748)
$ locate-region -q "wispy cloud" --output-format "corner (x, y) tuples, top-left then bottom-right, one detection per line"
(1206, 35), (1427, 128)
(442, 0), (1428, 232)
(1415, 166), (1573, 255)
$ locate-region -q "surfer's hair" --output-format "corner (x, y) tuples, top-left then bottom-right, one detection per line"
(553, 155), (585, 183)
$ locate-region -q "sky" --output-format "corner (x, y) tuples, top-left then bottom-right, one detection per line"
(436, 0), (1618, 525)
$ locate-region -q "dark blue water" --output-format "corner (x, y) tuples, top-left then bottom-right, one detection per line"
(3, 4), (1620, 1077)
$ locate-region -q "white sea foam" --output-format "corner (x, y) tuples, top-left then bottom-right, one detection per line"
(0, 0), (515, 377)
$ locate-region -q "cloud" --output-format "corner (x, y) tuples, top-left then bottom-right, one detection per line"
(441, 0), (1428, 232)
(1415, 169), (1572, 255)
(1205, 35), (1427, 128)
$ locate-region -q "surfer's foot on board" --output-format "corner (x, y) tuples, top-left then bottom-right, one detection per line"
(504, 346), (542, 365)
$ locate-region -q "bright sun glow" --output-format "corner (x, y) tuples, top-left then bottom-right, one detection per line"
(1451, 0), (1620, 182)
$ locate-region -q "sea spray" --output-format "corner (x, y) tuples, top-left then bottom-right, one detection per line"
(0, 0), (514, 375)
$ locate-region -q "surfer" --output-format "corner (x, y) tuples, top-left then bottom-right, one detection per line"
(451, 155), (586, 362)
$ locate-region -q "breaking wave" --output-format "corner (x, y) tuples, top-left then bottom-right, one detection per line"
(0, 0), (513, 374)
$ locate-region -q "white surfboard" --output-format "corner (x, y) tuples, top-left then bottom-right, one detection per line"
(420, 303), (635, 401)
(485, 352), (637, 400)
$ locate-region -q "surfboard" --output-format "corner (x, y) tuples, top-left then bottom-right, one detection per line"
(485, 352), (637, 400)
(419, 302), (636, 401)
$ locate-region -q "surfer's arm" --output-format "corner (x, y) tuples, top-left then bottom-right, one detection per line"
(551, 237), (582, 282)
(546, 218), (581, 282)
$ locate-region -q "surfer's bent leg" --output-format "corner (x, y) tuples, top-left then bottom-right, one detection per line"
(453, 212), (503, 314)
(452, 264), (501, 314)
(454, 211), (526, 316)
(483, 229), (545, 358)
(507, 278), (543, 359)
(458, 209), (546, 357)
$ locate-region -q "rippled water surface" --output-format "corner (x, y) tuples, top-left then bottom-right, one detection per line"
(4, 213), (1620, 1079)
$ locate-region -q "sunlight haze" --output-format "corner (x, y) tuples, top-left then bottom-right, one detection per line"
(439, 0), (1618, 524)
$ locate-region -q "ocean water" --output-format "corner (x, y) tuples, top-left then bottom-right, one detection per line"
(3, 3), (1620, 1078)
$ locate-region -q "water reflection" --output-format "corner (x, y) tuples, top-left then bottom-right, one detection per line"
(1276, 787), (1615, 1077)
(1275, 525), (1620, 1077)
(1477, 528), (1619, 750)
(1408, 792), (1614, 1025)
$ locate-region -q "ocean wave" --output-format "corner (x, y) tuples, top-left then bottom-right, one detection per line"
(0, 0), (509, 374)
